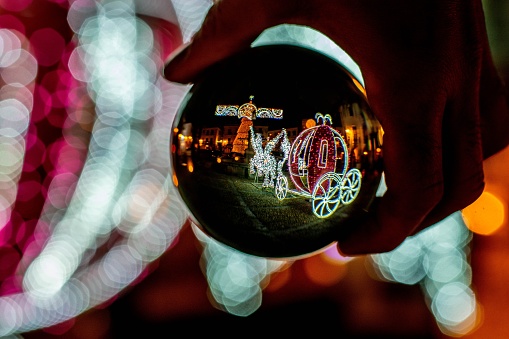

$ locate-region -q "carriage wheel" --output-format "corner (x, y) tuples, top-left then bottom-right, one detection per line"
(275, 175), (288, 200)
(340, 169), (362, 205)
(311, 173), (342, 218)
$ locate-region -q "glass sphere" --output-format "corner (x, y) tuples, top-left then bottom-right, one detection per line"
(171, 44), (384, 259)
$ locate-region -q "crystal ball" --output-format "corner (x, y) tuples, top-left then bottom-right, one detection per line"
(171, 44), (384, 259)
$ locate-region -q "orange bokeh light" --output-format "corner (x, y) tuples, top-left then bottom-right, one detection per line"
(462, 191), (505, 235)
(303, 253), (348, 286)
(305, 119), (316, 129)
(265, 267), (292, 292)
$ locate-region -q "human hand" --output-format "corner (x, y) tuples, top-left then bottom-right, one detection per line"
(163, 0), (509, 255)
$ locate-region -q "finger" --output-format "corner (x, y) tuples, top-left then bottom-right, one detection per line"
(412, 6), (508, 233)
(336, 90), (446, 255)
(413, 80), (485, 233)
(163, 0), (288, 84)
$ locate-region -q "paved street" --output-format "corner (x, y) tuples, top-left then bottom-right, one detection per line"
(176, 160), (380, 258)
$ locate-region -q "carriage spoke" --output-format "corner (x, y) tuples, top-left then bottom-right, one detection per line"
(328, 185), (341, 202)
(275, 175), (288, 200)
(340, 169), (362, 205)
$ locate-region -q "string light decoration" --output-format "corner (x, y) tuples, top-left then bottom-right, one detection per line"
(215, 95), (283, 154)
(277, 113), (362, 218)
(249, 126), (290, 188)
(231, 117), (252, 154)
(215, 95), (283, 120)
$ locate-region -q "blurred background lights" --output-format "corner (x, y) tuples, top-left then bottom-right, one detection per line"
(462, 191), (505, 235)
(30, 27), (66, 67)
(0, 0), (189, 335)
(168, 0), (211, 43)
(0, 0), (33, 13)
(303, 247), (350, 287)
(432, 282), (479, 336)
(192, 224), (288, 317)
(0, 29), (22, 67)
(1, 27), (34, 251)
(369, 212), (478, 336)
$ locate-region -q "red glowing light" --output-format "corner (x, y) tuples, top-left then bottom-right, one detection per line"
(29, 28), (66, 67)
(0, 0), (32, 12)
(0, 14), (26, 34)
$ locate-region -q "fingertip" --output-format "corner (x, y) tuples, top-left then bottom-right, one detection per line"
(335, 207), (378, 256)
(335, 243), (359, 259)
(163, 42), (193, 84)
(335, 197), (418, 255)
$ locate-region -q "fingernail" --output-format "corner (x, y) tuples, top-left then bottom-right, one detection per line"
(336, 244), (352, 258)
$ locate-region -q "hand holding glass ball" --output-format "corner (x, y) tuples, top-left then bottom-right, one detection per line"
(170, 45), (383, 258)
(165, 0), (509, 256)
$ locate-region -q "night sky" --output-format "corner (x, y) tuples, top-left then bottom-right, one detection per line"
(176, 44), (368, 131)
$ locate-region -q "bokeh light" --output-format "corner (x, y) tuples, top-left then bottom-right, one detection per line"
(0, 0), (188, 335)
(0, 0), (33, 12)
(303, 248), (349, 286)
(369, 212), (479, 336)
(192, 223), (289, 317)
(462, 191), (505, 235)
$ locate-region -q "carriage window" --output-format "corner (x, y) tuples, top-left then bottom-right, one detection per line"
(318, 140), (328, 168)
(292, 139), (303, 164)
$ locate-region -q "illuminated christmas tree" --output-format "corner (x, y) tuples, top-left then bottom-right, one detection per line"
(215, 95), (283, 155)
(232, 117), (253, 154)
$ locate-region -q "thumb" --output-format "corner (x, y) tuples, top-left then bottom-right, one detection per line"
(163, 0), (290, 84)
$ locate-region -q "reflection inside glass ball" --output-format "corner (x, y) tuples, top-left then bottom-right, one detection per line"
(171, 44), (384, 259)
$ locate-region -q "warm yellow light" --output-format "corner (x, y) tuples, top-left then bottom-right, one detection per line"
(187, 158), (194, 173)
(265, 267), (291, 292)
(462, 191), (505, 235)
(345, 128), (351, 133)
(173, 127), (179, 133)
(351, 76), (366, 97)
(363, 151), (368, 155)
(376, 147), (381, 153)
(305, 119), (316, 129)
(217, 157), (222, 163)
(172, 173), (178, 187)
(234, 156), (239, 161)
(303, 253), (347, 286)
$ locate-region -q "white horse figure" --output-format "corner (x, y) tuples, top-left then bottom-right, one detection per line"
(249, 126), (288, 188)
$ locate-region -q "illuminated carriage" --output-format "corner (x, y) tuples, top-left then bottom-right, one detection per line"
(274, 113), (362, 218)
